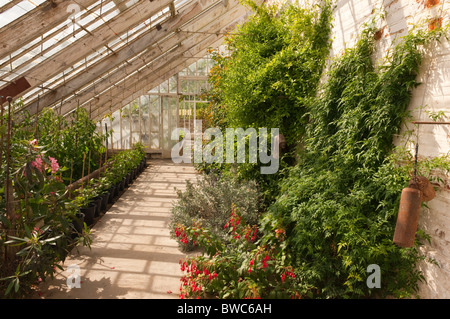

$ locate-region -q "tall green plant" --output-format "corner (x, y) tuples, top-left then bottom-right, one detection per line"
(0, 114), (91, 298)
(201, 0), (333, 204)
(36, 108), (107, 184)
(207, 0), (332, 146)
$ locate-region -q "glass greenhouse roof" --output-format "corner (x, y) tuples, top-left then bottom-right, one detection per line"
(0, 0), (249, 120)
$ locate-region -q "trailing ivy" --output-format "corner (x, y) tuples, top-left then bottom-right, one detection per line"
(267, 24), (448, 298)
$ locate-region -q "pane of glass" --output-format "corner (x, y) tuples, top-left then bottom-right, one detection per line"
(111, 110), (121, 149)
(187, 62), (196, 76)
(181, 79), (188, 93)
(121, 104), (131, 149)
(162, 97), (169, 150)
(197, 58), (207, 76)
(148, 85), (159, 93)
(140, 95), (149, 113)
(130, 99), (140, 145)
(141, 96), (150, 146)
(150, 95), (159, 132)
(198, 80), (209, 95)
(151, 132), (159, 149)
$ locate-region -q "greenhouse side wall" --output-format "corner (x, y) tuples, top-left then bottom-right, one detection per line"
(323, 0), (450, 298)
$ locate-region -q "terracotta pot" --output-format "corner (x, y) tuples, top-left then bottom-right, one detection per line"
(409, 176), (435, 202)
(393, 188), (422, 248)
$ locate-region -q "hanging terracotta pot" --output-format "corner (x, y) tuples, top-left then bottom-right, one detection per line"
(409, 176), (435, 202)
(393, 187), (422, 248)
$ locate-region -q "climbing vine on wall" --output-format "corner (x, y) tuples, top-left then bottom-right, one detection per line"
(267, 22), (449, 298)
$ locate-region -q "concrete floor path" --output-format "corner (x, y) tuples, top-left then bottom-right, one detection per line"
(35, 159), (198, 299)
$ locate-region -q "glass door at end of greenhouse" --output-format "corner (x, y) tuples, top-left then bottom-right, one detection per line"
(149, 95), (161, 152)
(161, 96), (179, 158)
(148, 94), (179, 158)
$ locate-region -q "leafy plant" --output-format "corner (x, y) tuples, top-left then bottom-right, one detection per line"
(170, 172), (262, 251)
(201, 0), (333, 204)
(36, 108), (108, 184)
(178, 207), (311, 299)
(0, 133), (91, 298)
(266, 22), (448, 298)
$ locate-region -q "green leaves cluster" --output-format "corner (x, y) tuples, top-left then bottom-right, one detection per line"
(169, 172), (262, 251)
(207, 0), (333, 146)
(36, 108), (107, 184)
(197, 1), (450, 299)
(269, 24), (448, 298)
(0, 121), (90, 298)
(201, 0), (334, 205)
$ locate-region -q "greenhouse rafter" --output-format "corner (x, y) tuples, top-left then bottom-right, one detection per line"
(21, 0), (247, 119)
(68, 2), (248, 120)
(0, 0), (251, 120)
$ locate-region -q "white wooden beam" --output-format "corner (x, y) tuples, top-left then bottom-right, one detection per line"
(0, 0), (99, 58)
(22, 0), (235, 116)
(0, 0), (179, 94)
(65, 2), (247, 118)
(92, 12), (248, 119)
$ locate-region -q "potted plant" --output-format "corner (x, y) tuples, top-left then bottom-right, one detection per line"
(95, 176), (112, 212)
(72, 186), (97, 226)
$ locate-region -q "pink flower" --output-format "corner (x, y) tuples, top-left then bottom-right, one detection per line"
(48, 156), (59, 174)
(30, 139), (38, 146)
(32, 155), (45, 172)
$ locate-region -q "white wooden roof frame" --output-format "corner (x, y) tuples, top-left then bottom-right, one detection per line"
(1, 0), (181, 94)
(92, 16), (245, 121)
(22, 0), (217, 115)
(0, 0), (251, 119)
(57, 0), (246, 118)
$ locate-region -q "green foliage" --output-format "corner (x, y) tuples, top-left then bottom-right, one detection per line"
(267, 24), (447, 298)
(206, 0), (333, 145)
(200, 1), (333, 206)
(174, 1), (450, 299)
(0, 114), (91, 298)
(104, 146), (145, 185)
(178, 207), (311, 299)
(36, 108), (108, 184)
